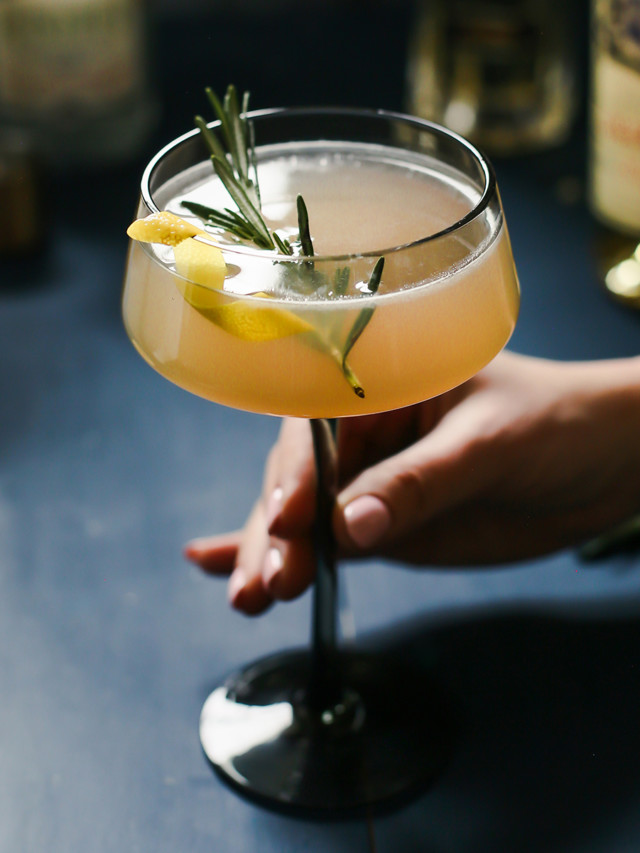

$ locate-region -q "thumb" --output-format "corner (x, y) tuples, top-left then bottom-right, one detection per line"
(334, 412), (491, 553)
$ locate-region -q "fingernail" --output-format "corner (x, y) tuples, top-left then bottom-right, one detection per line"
(265, 487), (284, 532)
(228, 569), (246, 606)
(343, 495), (390, 549)
(263, 546), (284, 592)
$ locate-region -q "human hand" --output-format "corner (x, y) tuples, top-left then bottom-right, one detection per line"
(185, 351), (640, 615)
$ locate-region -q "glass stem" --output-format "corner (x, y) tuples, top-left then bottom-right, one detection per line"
(308, 417), (340, 711)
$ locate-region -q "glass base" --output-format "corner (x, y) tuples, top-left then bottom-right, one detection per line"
(200, 648), (453, 812)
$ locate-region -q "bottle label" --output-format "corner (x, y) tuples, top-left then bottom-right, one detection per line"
(0, 0), (145, 114)
(591, 0), (640, 233)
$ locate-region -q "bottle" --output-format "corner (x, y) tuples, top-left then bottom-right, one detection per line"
(0, 0), (157, 171)
(589, 0), (640, 307)
(0, 129), (47, 260)
(405, 0), (578, 156)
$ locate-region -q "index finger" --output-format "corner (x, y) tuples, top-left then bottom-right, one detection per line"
(264, 417), (317, 538)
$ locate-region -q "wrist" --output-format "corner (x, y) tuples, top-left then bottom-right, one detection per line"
(579, 355), (640, 522)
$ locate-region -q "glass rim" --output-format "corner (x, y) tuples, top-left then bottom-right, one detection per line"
(140, 105), (497, 264)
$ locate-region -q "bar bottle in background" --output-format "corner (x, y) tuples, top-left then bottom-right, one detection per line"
(589, 0), (640, 307)
(0, 130), (46, 259)
(0, 0), (157, 171)
(405, 0), (578, 156)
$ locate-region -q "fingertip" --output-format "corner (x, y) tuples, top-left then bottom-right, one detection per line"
(183, 537), (207, 559)
(261, 539), (315, 601)
(183, 534), (239, 575)
(229, 569), (274, 616)
(262, 545), (284, 590)
(184, 545), (213, 568)
(339, 494), (391, 550)
(228, 569), (246, 603)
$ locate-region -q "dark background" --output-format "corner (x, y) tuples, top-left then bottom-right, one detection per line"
(3, 2), (640, 852)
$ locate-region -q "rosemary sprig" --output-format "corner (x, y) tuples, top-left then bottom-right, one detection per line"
(204, 85), (255, 207)
(211, 155), (274, 249)
(333, 267), (351, 296)
(181, 200), (258, 243)
(291, 194), (383, 397)
(272, 232), (294, 255)
(185, 85), (384, 397)
(193, 84), (275, 248)
(296, 195), (315, 262)
(342, 257), (384, 370)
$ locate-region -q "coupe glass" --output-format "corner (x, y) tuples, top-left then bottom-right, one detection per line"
(122, 107), (519, 811)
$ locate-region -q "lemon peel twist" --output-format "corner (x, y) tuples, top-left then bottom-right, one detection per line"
(127, 211), (316, 344)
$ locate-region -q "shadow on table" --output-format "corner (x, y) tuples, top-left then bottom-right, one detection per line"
(365, 605), (640, 851)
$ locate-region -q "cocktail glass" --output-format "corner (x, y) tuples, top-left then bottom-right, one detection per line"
(122, 107), (519, 811)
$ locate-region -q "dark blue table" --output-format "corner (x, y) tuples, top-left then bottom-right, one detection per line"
(1, 5), (639, 851)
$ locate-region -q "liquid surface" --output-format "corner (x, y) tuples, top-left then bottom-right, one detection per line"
(171, 142), (477, 257)
(123, 141), (520, 417)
